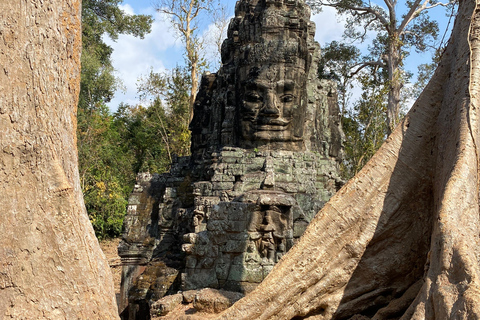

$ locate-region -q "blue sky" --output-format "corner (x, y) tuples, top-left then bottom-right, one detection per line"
(105, 0), (454, 111)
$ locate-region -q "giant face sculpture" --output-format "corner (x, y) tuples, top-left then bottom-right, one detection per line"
(237, 62), (307, 150)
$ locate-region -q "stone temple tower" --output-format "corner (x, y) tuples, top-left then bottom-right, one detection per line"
(118, 0), (344, 318)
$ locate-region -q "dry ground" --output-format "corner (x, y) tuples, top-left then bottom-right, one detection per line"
(99, 238), (122, 307)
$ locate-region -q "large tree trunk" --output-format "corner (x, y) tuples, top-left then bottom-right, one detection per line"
(0, 1), (119, 318)
(215, 0), (480, 319)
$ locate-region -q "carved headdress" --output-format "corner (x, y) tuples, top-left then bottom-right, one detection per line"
(190, 0), (341, 158)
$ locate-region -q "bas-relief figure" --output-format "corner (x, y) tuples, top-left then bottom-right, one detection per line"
(118, 0), (344, 318)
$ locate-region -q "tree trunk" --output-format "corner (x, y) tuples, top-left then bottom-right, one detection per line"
(190, 57), (198, 122)
(215, 0), (480, 318)
(0, 1), (119, 318)
(387, 35), (401, 136)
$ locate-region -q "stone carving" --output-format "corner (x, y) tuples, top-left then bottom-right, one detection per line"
(118, 0), (344, 318)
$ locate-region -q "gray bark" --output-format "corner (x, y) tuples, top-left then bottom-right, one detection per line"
(0, 1), (119, 318)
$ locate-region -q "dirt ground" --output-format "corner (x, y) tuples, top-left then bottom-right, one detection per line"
(99, 238), (122, 306)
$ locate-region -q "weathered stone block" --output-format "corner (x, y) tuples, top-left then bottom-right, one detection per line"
(120, 0), (344, 309)
(182, 290), (197, 303)
(221, 150), (244, 158)
(219, 157), (238, 164)
(257, 192), (296, 206)
(222, 240), (247, 253)
(193, 182), (213, 196)
(225, 163), (245, 176)
(210, 204), (226, 220)
(182, 268), (218, 291)
(271, 150), (294, 159)
(263, 265), (274, 278)
(294, 220), (309, 238)
(211, 174), (236, 182)
(210, 231), (228, 245)
(185, 256), (197, 269)
(194, 289), (244, 314)
(275, 182), (299, 193)
(228, 265), (263, 283)
(228, 233), (249, 242)
(151, 293), (183, 317)
(273, 163), (293, 175)
(244, 162), (265, 173)
(226, 220), (248, 232)
(216, 263), (230, 281)
(213, 182), (234, 190)
(207, 220), (225, 231)
(128, 194), (141, 205)
(227, 253), (241, 266)
(225, 203), (254, 221)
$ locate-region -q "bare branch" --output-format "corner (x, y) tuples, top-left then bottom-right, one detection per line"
(397, 0), (423, 34)
(398, 0), (453, 35)
(323, 2), (390, 27)
(350, 60), (386, 77)
(383, 0), (394, 13)
(422, 1), (454, 11)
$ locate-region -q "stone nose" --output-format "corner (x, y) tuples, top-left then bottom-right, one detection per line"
(260, 92), (280, 116)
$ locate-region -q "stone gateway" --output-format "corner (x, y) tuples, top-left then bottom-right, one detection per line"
(118, 0), (344, 318)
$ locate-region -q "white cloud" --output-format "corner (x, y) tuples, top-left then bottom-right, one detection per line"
(106, 9), (181, 110)
(118, 4), (135, 15)
(311, 7), (346, 45)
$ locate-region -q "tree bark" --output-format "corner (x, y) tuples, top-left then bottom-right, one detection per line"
(0, 1), (119, 318)
(386, 35), (401, 136)
(215, 0), (480, 318)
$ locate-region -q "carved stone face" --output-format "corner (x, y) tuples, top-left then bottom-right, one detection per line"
(237, 63), (306, 148)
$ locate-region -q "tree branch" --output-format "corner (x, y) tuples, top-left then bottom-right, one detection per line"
(350, 60), (386, 77)
(323, 2), (389, 26)
(397, 0), (423, 34)
(398, 0), (454, 35)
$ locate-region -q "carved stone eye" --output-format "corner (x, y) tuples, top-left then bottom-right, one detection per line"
(245, 92), (263, 103)
(280, 94), (295, 103)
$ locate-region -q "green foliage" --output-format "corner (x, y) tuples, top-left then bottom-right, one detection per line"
(341, 74), (388, 179)
(136, 66), (192, 163)
(78, 103), (136, 239)
(78, 0), (152, 239)
(307, 0), (455, 133)
(80, 0), (152, 111)
(319, 41), (360, 113)
(114, 103), (172, 174)
(108, 67), (192, 179)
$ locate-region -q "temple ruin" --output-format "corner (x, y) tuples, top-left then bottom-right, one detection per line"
(118, 0), (344, 318)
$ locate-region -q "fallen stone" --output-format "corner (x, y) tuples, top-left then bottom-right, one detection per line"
(193, 288), (244, 313)
(182, 290), (197, 304)
(151, 293), (183, 317)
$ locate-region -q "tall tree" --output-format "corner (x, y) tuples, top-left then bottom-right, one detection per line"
(78, 0), (152, 238)
(341, 73), (389, 178)
(138, 67), (192, 159)
(320, 41), (389, 179)
(0, 0), (118, 317)
(215, 0), (480, 318)
(307, 0), (455, 134)
(80, 0), (152, 111)
(319, 41), (361, 114)
(155, 0), (220, 120)
(78, 103), (136, 239)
